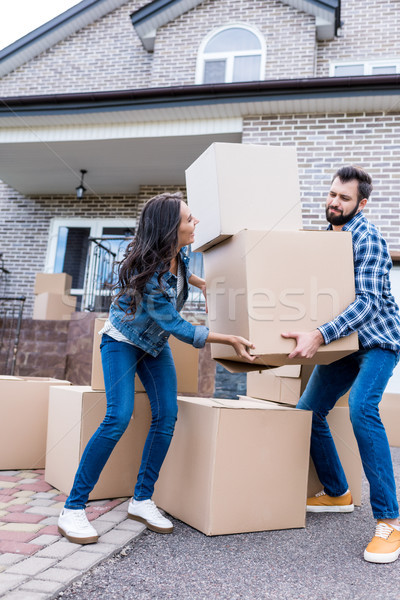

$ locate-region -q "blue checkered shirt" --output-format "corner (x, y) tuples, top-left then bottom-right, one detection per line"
(318, 211), (400, 352)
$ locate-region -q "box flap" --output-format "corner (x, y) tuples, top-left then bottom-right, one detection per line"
(215, 359), (272, 373)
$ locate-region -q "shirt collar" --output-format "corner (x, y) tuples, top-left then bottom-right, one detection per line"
(327, 210), (366, 232)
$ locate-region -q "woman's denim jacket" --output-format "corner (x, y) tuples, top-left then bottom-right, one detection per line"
(109, 248), (209, 357)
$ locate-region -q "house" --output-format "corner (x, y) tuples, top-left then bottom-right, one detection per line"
(0, 0), (399, 384)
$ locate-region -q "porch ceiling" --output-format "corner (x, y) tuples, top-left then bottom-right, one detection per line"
(0, 132), (240, 196)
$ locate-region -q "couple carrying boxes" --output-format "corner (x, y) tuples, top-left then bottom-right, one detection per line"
(56, 143), (400, 564)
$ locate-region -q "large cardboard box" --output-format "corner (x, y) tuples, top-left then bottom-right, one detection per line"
(153, 396), (312, 535)
(0, 376), (71, 469)
(186, 142), (303, 252)
(33, 292), (77, 320)
(91, 317), (199, 393)
(307, 405), (362, 506)
(380, 393), (400, 447)
(34, 273), (72, 295)
(247, 365), (314, 406)
(204, 229), (358, 369)
(45, 386), (151, 500)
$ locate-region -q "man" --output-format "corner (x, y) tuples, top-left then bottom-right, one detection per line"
(283, 165), (400, 563)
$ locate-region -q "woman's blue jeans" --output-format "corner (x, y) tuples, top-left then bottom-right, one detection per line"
(65, 334), (178, 509)
(297, 347), (400, 520)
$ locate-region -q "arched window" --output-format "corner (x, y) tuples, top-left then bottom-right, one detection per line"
(196, 25), (265, 84)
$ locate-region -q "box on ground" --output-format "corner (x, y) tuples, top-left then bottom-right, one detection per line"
(307, 405), (362, 506)
(186, 142), (303, 252)
(33, 292), (76, 320)
(91, 317), (199, 393)
(247, 365), (314, 406)
(204, 229), (358, 369)
(0, 376), (70, 469)
(153, 396), (312, 535)
(45, 386), (151, 500)
(380, 393), (400, 447)
(34, 273), (72, 295)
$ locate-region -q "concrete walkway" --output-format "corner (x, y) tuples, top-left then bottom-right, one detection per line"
(0, 470), (145, 598)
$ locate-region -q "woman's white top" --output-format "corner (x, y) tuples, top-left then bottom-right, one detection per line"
(99, 258), (185, 346)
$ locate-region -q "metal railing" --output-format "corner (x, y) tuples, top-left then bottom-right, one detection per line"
(81, 238), (120, 312)
(0, 296), (25, 375)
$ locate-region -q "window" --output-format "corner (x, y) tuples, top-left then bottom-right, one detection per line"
(196, 25), (265, 84)
(46, 219), (136, 310)
(331, 60), (400, 77)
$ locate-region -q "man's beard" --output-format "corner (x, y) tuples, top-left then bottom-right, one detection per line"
(326, 201), (360, 226)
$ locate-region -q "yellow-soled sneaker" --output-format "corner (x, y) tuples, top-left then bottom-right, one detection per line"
(306, 490), (354, 513)
(364, 521), (400, 563)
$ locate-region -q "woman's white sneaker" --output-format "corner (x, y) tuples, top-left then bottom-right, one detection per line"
(128, 499), (173, 533)
(58, 508), (99, 544)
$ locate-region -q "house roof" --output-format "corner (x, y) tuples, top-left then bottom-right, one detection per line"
(130, 0), (342, 50)
(0, 0), (341, 78)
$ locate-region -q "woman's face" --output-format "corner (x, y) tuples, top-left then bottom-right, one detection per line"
(177, 201), (199, 249)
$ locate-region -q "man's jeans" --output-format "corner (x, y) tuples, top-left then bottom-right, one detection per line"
(297, 347), (400, 520)
(65, 334), (178, 509)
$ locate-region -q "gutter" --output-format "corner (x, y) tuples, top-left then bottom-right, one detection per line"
(1, 75), (399, 115)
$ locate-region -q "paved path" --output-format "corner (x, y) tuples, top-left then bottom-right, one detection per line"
(0, 471), (145, 598)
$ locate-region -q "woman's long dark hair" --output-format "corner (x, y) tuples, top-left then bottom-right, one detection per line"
(114, 192), (183, 316)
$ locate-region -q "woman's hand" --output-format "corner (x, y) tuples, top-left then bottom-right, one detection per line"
(206, 332), (256, 362)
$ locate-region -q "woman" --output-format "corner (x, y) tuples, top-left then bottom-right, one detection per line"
(58, 192), (255, 544)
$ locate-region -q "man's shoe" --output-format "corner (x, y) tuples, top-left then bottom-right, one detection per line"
(364, 521), (400, 563)
(128, 499), (173, 533)
(306, 490), (354, 513)
(58, 508), (99, 544)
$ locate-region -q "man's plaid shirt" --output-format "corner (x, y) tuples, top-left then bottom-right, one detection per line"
(318, 211), (400, 352)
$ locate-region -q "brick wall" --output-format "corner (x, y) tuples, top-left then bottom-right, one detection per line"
(0, 182), (186, 316)
(150, 0), (316, 87)
(316, 0), (400, 76)
(242, 111), (400, 253)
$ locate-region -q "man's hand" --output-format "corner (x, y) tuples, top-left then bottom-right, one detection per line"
(281, 330), (324, 359)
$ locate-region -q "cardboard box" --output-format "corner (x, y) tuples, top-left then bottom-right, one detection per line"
(247, 365), (314, 406)
(0, 376), (71, 469)
(307, 405), (362, 506)
(204, 229), (358, 369)
(186, 142), (303, 252)
(153, 396), (312, 535)
(34, 273), (72, 295)
(91, 317), (199, 393)
(33, 292), (77, 320)
(380, 393), (400, 447)
(45, 386), (151, 500)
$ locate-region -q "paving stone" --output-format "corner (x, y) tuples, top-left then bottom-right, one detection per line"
(33, 534), (60, 545)
(27, 499), (56, 507)
(93, 510), (127, 524)
(112, 500), (130, 511)
(25, 506), (61, 517)
(116, 519), (146, 533)
(0, 554), (25, 566)
(32, 492), (59, 499)
(89, 520), (114, 536)
(17, 482), (53, 493)
(35, 540), (80, 559)
(98, 529), (138, 546)
(0, 574), (28, 595)
(81, 542), (120, 555)
(18, 479), (38, 484)
(18, 578), (65, 595)
(38, 525), (61, 536)
(6, 506), (29, 514)
(35, 566), (81, 583)
(0, 540), (42, 555)
(5, 556), (57, 576)
(0, 523), (45, 533)
(0, 530), (37, 543)
(13, 491), (34, 498)
(0, 472), (19, 477)
(0, 482), (17, 489)
(2, 513), (46, 524)
(38, 517), (59, 526)
(1, 590), (50, 600)
(57, 549), (103, 571)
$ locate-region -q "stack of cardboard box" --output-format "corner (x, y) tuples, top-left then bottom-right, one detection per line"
(33, 273), (77, 320)
(148, 143), (360, 534)
(44, 316), (200, 500)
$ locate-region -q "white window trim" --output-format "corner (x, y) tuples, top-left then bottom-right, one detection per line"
(45, 217), (136, 295)
(195, 23), (266, 85)
(330, 59), (400, 77)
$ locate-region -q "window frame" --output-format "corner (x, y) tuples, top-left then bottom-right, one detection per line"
(330, 59), (400, 77)
(195, 23), (266, 85)
(45, 217), (137, 296)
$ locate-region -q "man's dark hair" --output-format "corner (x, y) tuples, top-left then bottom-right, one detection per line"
(332, 165), (373, 203)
